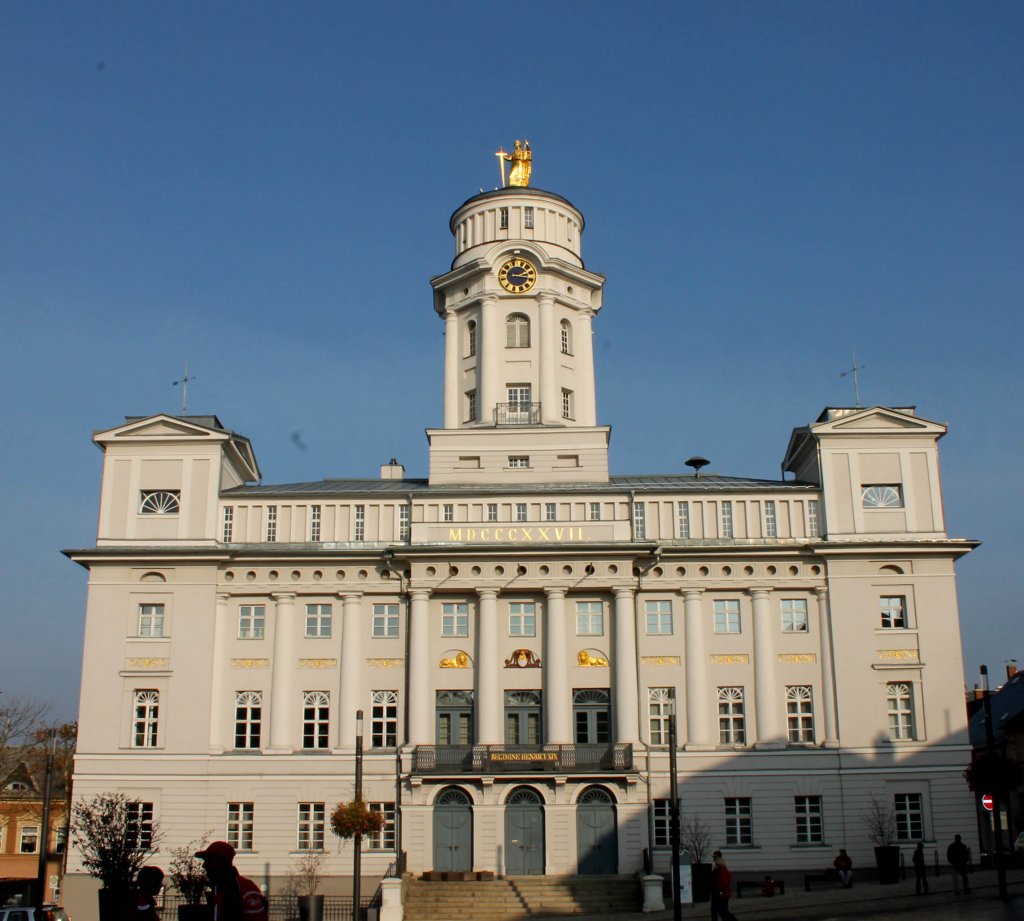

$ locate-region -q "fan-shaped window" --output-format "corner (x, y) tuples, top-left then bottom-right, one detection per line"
(437, 690), (474, 707)
(139, 490), (180, 515)
(578, 786), (614, 805)
(507, 787), (543, 805)
(862, 485), (903, 508)
(880, 564), (905, 575)
(506, 313), (530, 348)
(573, 689), (610, 706)
(436, 787), (472, 806)
(505, 690), (542, 707)
(467, 320), (477, 357)
(560, 320), (573, 355)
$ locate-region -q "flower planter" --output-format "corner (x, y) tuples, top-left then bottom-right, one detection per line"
(874, 845), (901, 884)
(178, 905), (213, 921)
(298, 894), (325, 921)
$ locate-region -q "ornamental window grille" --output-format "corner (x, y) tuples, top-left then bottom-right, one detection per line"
(781, 599), (809, 633)
(720, 500), (734, 538)
(367, 803), (397, 850)
(880, 596), (907, 629)
(138, 604), (164, 637)
(648, 687), (674, 745)
(862, 485), (903, 508)
(305, 604), (332, 638)
(506, 314), (530, 348)
(575, 601), (604, 636)
(718, 686), (746, 745)
(713, 599), (741, 634)
(302, 691), (330, 749)
(507, 787), (542, 806)
(126, 801), (154, 849)
(309, 505), (321, 542)
(265, 505), (277, 542)
(354, 505), (365, 541)
(234, 691), (262, 750)
(227, 802), (254, 851)
(442, 603), (469, 637)
(786, 686), (815, 743)
(887, 682), (915, 740)
(372, 603), (400, 638)
(724, 797), (752, 846)
(297, 803), (325, 852)
(677, 501), (690, 539)
(238, 605), (265, 640)
(894, 793), (923, 840)
(371, 690), (399, 748)
(436, 787), (471, 806)
(139, 490), (180, 515)
(764, 500), (777, 538)
(509, 602), (536, 637)
(795, 796), (823, 843)
(645, 600), (673, 635)
(633, 501), (646, 540)
(132, 690), (159, 748)
(222, 505), (234, 542)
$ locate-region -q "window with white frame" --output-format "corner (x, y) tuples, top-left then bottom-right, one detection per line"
(720, 500), (734, 538)
(297, 802), (325, 852)
(506, 313), (530, 348)
(561, 388), (574, 420)
(677, 501), (690, 539)
(545, 502), (557, 521)
(653, 799), (672, 848)
(55, 826), (67, 854)
(466, 390), (477, 422)
(139, 490), (180, 515)
(515, 502), (528, 521)
(645, 600), (673, 635)
(372, 603), (399, 638)
(353, 505), (365, 541)
(807, 499), (820, 537)
(222, 506), (234, 542)
(487, 503), (498, 522)
(399, 505), (410, 541)
(18, 825), (38, 854)
(648, 687), (674, 745)
(305, 604), (332, 638)
(718, 686), (746, 745)
(442, 602), (469, 637)
(575, 601), (604, 636)
(366, 802), (397, 851)
(886, 682), (915, 740)
(509, 602), (536, 637)
(633, 501), (646, 539)
(524, 206), (534, 229)
(509, 456), (530, 469)
(862, 485), (903, 508)
(724, 797), (752, 846)
(786, 686), (815, 743)
(880, 596), (907, 629)
(310, 505), (321, 542)
(302, 691), (330, 750)
(781, 598), (808, 633)
(894, 793), (923, 840)
(443, 504), (454, 522)
(560, 320), (572, 355)
(238, 605), (265, 639)
(795, 796), (823, 844)
(499, 207), (508, 229)
(132, 690), (159, 748)
(126, 801), (154, 849)
(265, 505), (277, 542)
(764, 500), (777, 538)
(589, 502), (601, 521)
(227, 802), (254, 851)
(138, 603), (164, 637)
(371, 690), (399, 748)
(713, 599), (741, 634)
(467, 320), (477, 357)
(234, 691), (262, 750)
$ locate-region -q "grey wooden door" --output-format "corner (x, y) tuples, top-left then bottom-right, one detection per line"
(505, 787), (545, 875)
(433, 787), (472, 872)
(576, 786), (617, 874)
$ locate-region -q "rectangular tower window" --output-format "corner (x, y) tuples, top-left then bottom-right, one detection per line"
(222, 506), (234, 542)
(487, 503), (498, 522)
(807, 499), (820, 537)
(499, 207), (508, 229)
(590, 502), (601, 521)
(713, 599), (741, 634)
(443, 504), (454, 522)
(399, 505), (410, 541)
(781, 599), (808, 633)
(297, 803), (325, 852)
(508, 602), (536, 637)
(545, 502), (557, 521)
(677, 501), (690, 539)
(561, 389), (574, 420)
(575, 601), (604, 636)
(227, 803), (254, 851)
(466, 390), (477, 422)
(309, 505), (321, 542)
(515, 502), (528, 521)
(238, 605), (265, 639)
(372, 603), (400, 638)
(645, 600), (673, 635)
(795, 796), (823, 844)
(442, 602), (469, 637)
(305, 604), (332, 638)
(724, 797), (752, 846)
(265, 506), (277, 542)
(764, 500), (777, 538)
(880, 596), (907, 629)
(720, 500), (734, 538)
(354, 505), (365, 541)
(633, 501), (646, 540)
(524, 206), (534, 228)
(138, 604), (164, 638)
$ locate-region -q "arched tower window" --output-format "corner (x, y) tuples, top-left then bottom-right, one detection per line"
(506, 313), (530, 348)
(560, 320), (572, 355)
(467, 320), (477, 357)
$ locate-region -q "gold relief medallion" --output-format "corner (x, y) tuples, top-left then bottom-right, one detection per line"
(877, 649), (917, 660)
(641, 656), (681, 666)
(231, 658), (270, 669)
(366, 658), (404, 668)
(298, 658), (337, 669)
(125, 657), (169, 670)
(778, 654), (817, 664)
(709, 654), (750, 665)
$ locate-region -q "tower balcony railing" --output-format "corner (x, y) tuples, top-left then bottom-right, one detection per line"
(412, 743), (633, 774)
(494, 402), (541, 425)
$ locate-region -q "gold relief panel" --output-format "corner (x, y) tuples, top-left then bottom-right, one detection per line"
(231, 658), (270, 669)
(577, 649), (609, 668)
(505, 648), (542, 668)
(641, 656), (681, 666)
(125, 657), (169, 670)
(778, 654), (817, 664)
(709, 654), (750, 665)
(440, 651), (471, 669)
(366, 658), (404, 668)
(299, 658), (338, 669)
(877, 649), (918, 661)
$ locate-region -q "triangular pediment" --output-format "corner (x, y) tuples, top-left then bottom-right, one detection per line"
(811, 406), (946, 437)
(94, 414), (227, 444)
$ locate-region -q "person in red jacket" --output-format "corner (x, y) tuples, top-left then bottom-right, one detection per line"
(195, 841), (268, 921)
(710, 851), (738, 921)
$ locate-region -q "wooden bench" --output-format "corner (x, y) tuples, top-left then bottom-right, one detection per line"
(804, 870), (840, 892)
(736, 879), (785, 898)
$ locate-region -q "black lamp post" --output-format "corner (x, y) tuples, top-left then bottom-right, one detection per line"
(353, 710), (364, 921)
(980, 666), (1008, 901)
(34, 729), (56, 917)
(668, 707), (681, 921)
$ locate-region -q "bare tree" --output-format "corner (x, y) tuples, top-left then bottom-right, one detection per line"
(679, 815), (712, 864)
(0, 691), (51, 780)
(862, 795), (898, 847)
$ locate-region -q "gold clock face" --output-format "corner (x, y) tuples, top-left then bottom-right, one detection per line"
(498, 257), (537, 294)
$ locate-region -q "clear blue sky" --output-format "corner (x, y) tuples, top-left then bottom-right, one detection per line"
(2, 2), (1021, 721)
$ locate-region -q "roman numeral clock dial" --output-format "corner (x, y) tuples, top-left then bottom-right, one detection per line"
(498, 257), (537, 293)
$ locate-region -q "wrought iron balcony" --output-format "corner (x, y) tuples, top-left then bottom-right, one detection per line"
(494, 402), (541, 425)
(412, 743), (633, 774)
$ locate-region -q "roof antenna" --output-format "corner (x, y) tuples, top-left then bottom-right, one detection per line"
(172, 362), (196, 415)
(839, 352), (865, 407)
(685, 456), (709, 479)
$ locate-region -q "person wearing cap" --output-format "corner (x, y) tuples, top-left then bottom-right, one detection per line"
(195, 841), (268, 921)
(710, 851), (737, 921)
(124, 866), (164, 921)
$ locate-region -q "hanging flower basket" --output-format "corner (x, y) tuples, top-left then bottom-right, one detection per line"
(330, 801), (385, 840)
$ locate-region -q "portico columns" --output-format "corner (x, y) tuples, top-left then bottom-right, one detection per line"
(208, 593), (233, 752)
(338, 592), (363, 748)
(538, 294), (558, 423)
(683, 589), (713, 749)
(576, 309), (597, 425)
(544, 588), (571, 743)
(751, 587), (782, 748)
(476, 588), (502, 743)
(268, 592), (296, 751)
(613, 588), (640, 744)
(443, 309), (459, 428)
(407, 590), (431, 745)
(479, 296), (500, 424)
(816, 586), (839, 747)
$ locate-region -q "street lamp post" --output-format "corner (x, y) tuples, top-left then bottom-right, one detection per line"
(353, 710), (364, 921)
(668, 708), (681, 921)
(34, 729), (56, 917)
(980, 666), (1008, 901)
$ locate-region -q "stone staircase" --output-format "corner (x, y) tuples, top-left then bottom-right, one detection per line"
(403, 875), (642, 920)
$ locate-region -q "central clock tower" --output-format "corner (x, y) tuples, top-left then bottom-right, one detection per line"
(427, 185), (610, 485)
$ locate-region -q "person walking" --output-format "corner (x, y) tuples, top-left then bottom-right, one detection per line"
(710, 851), (738, 921)
(912, 842), (929, 895)
(946, 834), (971, 895)
(833, 849), (853, 888)
(124, 866), (164, 921)
(195, 841), (268, 921)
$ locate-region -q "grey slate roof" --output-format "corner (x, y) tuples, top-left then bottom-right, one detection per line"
(969, 671), (1024, 748)
(222, 473), (816, 499)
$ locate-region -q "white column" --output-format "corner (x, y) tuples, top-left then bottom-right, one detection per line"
(476, 588), (502, 744)
(443, 309), (459, 428)
(208, 593), (233, 753)
(407, 590), (431, 745)
(683, 589), (712, 750)
(544, 588), (570, 743)
(537, 293), (558, 424)
(479, 296), (500, 424)
(750, 587), (782, 748)
(576, 309), (597, 425)
(338, 592), (363, 749)
(816, 586), (839, 747)
(613, 587), (640, 744)
(268, 592), (296, 752)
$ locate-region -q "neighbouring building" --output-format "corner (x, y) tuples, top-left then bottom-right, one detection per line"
(64, 152), (979, 917)
(0, 764), (68, 906)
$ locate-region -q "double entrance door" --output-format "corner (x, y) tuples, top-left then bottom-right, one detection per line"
(504, 788), (545, 875)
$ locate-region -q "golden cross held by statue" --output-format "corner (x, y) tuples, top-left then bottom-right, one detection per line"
(495, 140), (532, 187)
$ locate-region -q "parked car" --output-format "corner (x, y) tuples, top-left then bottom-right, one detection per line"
(0, 906), (70, 921)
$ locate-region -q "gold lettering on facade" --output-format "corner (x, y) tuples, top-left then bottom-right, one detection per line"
(298, 658), (337, 669)
(641, 656), (681, 666)
(877, 649), (917, 660)
(125, 657), (169, 669)
(231, 658), (270, 669)
(447, 526), (587, 543)
(491, 752), (557, 762)
(577, 650), (609, 667)
(709, 654), (750, 665)
(440, 651), (471, 669)
(366, 658), (404, 668)
(778, 654), (817, 664)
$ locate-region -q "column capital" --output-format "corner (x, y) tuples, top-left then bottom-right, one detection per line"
(680, 588), (704, 601)
(537, 292), (555, 306)
(217, 593), (231, 604)
(481, 293), (498, 306)
(814, 585), (829, 599)
(613, 586), (635, 600)
(746, 586), (773, 600)
(271, 591), (297, 602)
(545, 587), (567, 600)
(337, 591), (364, 601)
(476, 586), (501, 600)
(444, 308), (457, 321)
(409, 588), (431, 602)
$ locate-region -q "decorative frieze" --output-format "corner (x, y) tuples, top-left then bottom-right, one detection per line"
(298, 658), (337, 669)
(641, 655), (681, 666)
(877, 649), (918, 660)
(125, 657), (169, 669)
(710, 654), (749, 665)
(231, 658), (269, 669)
(366, 658), (404, 668)
(778, 653), (817, 664)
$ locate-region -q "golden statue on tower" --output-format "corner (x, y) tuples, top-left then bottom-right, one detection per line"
(495, 140), (532, 187)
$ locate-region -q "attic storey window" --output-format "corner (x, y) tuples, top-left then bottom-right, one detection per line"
(140, 490), (180, 515)
(862, 485), (903, 508)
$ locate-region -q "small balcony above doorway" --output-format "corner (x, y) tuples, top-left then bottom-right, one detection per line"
(494, 402), (541, 425)
(412, 743), (633, 775)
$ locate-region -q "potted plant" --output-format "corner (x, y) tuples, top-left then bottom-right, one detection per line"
(169, 838), (212, 921)
(679, 816), (712, 903)
(71, 792), (161, 921)
(291, 851), (327, 921)
(862, 796), (900, 884)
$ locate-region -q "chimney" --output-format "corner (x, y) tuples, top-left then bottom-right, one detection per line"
(380, 458), (405, 480)
(1008, 660), (1019, 680)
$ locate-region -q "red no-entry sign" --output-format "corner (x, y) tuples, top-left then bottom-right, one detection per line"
(981, 794), (994, 811)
